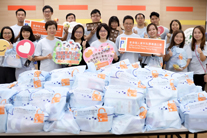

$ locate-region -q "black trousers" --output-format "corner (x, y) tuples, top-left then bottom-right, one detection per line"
(0, 67), (16, 84)
(193, 74), (206, 91)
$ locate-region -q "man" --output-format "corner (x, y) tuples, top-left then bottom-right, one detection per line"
(36, 5), (68, 41)
(66, 13), (76, 22)
(115, 15), (140, 63)
(133, 13), (146, 38)
(65, 13), (76, 40)
(11, 8), (26, 42)
(150, 11), (169, 40)
(85, 9), (101, 45)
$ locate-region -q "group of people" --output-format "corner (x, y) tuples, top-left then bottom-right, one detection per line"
(0, 5), (206, 91)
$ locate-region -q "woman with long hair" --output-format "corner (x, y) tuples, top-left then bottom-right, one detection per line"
(188, 26), (207, 90)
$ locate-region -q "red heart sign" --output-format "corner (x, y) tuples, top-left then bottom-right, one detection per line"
(157, 26), (165, 37)
(16, 40), (35, 58)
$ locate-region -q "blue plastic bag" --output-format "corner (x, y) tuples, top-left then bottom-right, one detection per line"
(146, 100), (181, 131)
(43, 109), (80, 134)
(44, 66), (86, 89)
(70, 88), (104, 108)
(2, 49), (22, 68)
(104, 85), (145, 115)
(111, 104), (147, 134)
(0, 104), (12, 133)
(6, 105), (49, 133)
(73, 106), (114, 132)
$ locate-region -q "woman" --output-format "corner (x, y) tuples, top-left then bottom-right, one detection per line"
(140, 23), (164, 68)
(34, 20), (61, 72)
(90, 23), (119, 63)
(0, 26), (16, 83)
(165, 19), (182, 44)
(188, 26), (207, 91)
(70, 24), (89, 66)
(108, 16), (123, 35)
(15, 26), (38, 79)
(164, 30), (191, 72)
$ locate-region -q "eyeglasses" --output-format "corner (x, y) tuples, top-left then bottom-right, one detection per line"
(75, 31), (83, 34)
(44, 11), (51, 14)
(91, 15), (100, 18)
(99, 30), (107, 33)
(3, 32), (12, 35)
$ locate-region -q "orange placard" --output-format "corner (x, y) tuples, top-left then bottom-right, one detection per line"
(24, 20), (64, 37)
(119, 37), (166, 55)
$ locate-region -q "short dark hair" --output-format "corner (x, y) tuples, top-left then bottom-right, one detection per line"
(135, 13), (145, 19)
(71, 24), (85, 41)
(123, 15), (134, 24)
(16, 8), (26, 16)
(150, 11), (159, 18)
(20, 26), (36, 42)
(0, 26), (15, 44)
(96, 23), (110, 39)
(45, 20), (57, 30)
(42, 5), (53, 13)
(66, 13), (76, 20)
(147, 23), (158, 32)
(90, 9), (101, 16)
(169, 19), (182, 34)
(108, 16), (120, 29)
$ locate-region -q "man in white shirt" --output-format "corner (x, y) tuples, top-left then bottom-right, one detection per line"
(133, 13), (146, 38)
(10, 8), (26, 42)
(85, 9), (101, 45)
(37, 5), (68, 41)
(115, 15), (140, 63)
(150, 11), (169, 40)
(65, 13), (76, 40)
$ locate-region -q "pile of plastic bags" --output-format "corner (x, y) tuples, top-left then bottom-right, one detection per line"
(0, 59), (206, 134)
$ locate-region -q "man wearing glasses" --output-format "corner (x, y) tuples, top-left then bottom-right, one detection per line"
(85, 9), (102, 45)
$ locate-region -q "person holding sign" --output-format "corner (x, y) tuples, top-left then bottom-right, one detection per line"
(150, 12), (169, 40)
(34, 21), (61, 72)
(133, 13), (147, 38)
(164, 30), (191, 72)
(70, 24), (89, 66)
(14, 26), (38, 79)
(85, 9), (102, 45)
(36, 5), (68, 41)
(0, 26), (16, 83)
(108, 16), (123, 35)
(115, 15), (140, 64)
(188, 26), (207, 91)
(91, 23), (119, 63)
(165, 20), (182, 44)
(140, 23), (164, 68)
(11, 8), (26, 42)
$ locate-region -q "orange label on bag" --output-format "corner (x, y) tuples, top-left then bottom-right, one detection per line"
(139, 106), (147, 119)
(34, 71), (41, 77)
(168, 101), (177, 112)
(97, 74), (105, 79)
(127, 88), (137, 97)
(34, 109), (44, 123)
(24, 20), (64, 37)
(198, 93), (206, 101)
(61, 78), (70, 86)
(52, 93), (61, 103)
(33, 78), (42, 88)
(92, 91), (102, 101)
(97, 108), (108, 122)
(119, 37), (165, 55)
